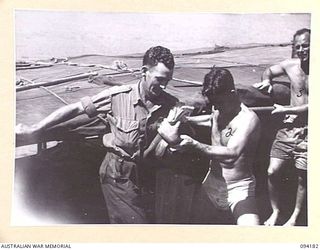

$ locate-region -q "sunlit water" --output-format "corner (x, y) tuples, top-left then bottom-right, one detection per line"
(15, 11), (310, 60)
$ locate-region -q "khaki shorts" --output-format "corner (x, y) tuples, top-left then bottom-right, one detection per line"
(270, 126), (308, 170)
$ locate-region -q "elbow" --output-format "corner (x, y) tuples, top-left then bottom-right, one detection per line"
(217, 149), (240, 165)
(67, 102), (85, 116)
(221, 155), (238, 165)
(262, 68), (272, 80)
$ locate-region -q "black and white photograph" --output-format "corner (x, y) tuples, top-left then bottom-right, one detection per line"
(13, 10), (310, 228)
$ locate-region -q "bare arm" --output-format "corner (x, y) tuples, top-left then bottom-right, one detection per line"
(210, 110), (221, 146)
(253, 60), (289, 93)
(272, 103), (308, 115)
(262, 62), (287, 82)
(15, 102), (85, 135)
(185, 114), (212, 127)
(178, 114), (259, 164)
(16, 88), (113, 136)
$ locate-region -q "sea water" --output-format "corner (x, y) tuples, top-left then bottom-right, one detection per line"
(15, 11), (310, 60)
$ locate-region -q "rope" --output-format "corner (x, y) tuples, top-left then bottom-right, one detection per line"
(39, 86), (69, 105)
(20, 58), (140, 73)
(203, 57), (267, 68)
(172, 77), (202, 85)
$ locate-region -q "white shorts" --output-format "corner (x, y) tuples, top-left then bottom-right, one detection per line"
(227, 175), (256, 212)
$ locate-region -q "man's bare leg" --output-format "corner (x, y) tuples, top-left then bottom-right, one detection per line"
(237, 214), (260, 226)
(284, 170), (307, 226)
(264, 157), (287, 226)
(233, 197), (260, 226)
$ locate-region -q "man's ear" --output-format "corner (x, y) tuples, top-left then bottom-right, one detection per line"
(141, 65), (148, 72)
(141, 65), (148, 78)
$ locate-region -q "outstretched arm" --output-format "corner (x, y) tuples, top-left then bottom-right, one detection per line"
(272, 103), (308, 115)
(16, 88), (113, 136)
(15, 102), (85, 136)
(185, 114), (212, 127)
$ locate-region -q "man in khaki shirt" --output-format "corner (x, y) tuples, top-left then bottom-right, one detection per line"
(16, 46), (178, 223)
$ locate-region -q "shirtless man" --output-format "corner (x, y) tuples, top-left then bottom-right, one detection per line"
(159, 68), (261, 225)
(253, 28), (310, 226)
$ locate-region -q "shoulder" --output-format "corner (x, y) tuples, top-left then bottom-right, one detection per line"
(157, 91), (179, 107)
(279, 58), (300, 69)
(240, 105), (260, 128)
(108, 85), (133, 96)
(96, 85), (132, 98)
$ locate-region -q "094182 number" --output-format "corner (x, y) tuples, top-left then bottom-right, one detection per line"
(300, 244), (319, 249)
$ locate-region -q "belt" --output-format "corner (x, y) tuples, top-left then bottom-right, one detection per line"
(108, 146), (138, 162)
(282, 122), (307, 129)
(105, 177), (129, 184)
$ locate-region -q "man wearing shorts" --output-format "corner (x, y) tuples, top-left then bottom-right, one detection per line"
(253, 28), (309, 226)
(159, 68), (261, 225)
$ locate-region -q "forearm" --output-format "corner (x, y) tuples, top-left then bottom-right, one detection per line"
(186, 115), (211, 127)
(262, 68), (273, 82)
(283, 104), (308, 115)
(33, 102), (84, 132)
(211, 123), (221, 146)
(193, 140), (237, 160)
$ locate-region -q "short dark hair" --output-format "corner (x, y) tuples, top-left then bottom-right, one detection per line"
(202, 67), (235, 100)
(143, 46), (175, 70)
(293, 28), (311, 40)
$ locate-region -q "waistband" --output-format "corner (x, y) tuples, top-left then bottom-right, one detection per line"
(282, 114), (308, 128)
(226, 174), (256, 186)
(107, 146), (139, 162)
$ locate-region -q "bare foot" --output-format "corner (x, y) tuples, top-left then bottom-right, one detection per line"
(283, 217), (297, 226)
(264, 211), (280, 226)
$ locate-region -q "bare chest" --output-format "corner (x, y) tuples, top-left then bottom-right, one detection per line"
(287, 65), (308, 91)
(289, 68), (308, 105)
(211, 125), (237, 146)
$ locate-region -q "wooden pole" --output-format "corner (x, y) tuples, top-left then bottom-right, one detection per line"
(16, 72), (99, 92)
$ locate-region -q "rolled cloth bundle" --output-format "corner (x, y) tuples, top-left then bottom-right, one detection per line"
(143, 106), (194, 158)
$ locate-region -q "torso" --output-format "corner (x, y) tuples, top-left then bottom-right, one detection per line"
(109, 84), (177, 155)
(212, 105), (261, 182)
(281, 59), (308, 125)
(285, 59), (308, 107)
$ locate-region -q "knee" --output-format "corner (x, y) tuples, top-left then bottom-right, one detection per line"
(267, 158), (286, 178)
(297, 171), (307, 188)
(237, 214), (260, 226)
(267, 166), (279, 179)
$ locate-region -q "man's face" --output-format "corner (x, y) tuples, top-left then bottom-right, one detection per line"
(294, 32), (310, 62)
(209, 93), (230, 111)
(143, 62), (173, 99)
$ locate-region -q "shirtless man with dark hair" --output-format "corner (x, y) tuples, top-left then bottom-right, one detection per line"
(253, 28), (310, 226)
(159, 68), (261, 225)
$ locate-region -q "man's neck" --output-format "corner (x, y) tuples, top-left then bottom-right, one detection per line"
(301, 59), (309, 75)
(139, 79), (148, 103)
(218, 101), (241, 130)
(138, 79), (155, 111)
